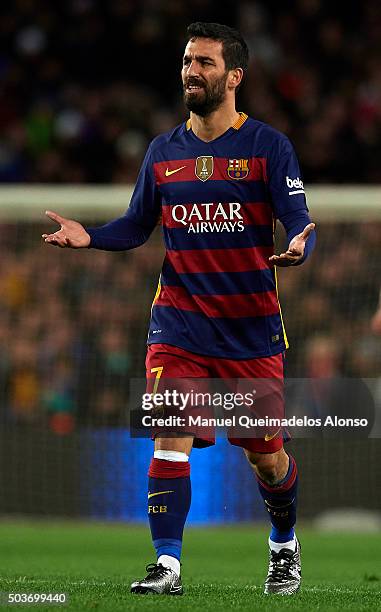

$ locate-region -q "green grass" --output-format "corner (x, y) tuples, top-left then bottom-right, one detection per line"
(0, 522), (380, 610)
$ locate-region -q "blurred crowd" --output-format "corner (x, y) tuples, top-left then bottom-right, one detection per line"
(0, 0), (381, 184)
(0, 221), (379, 432)
(0, 224), (162, 431)
(279, 221), (380, 379)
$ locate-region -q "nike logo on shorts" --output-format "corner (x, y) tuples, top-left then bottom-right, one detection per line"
(264, 428), (281, 442)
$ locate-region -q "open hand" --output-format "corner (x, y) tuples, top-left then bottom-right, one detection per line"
(42, 210), (90, 248)
(269, 223), (315, 267)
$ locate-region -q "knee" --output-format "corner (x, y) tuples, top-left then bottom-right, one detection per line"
(244, 448), (287, 485)
(154, 435), (194, 456)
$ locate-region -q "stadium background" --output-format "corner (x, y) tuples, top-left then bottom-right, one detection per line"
(0, 0), (380, 531)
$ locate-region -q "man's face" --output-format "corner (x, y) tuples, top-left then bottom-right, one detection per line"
(182, 38), (229, 117)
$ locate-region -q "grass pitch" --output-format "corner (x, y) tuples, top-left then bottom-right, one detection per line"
(0, 522), (380, 611)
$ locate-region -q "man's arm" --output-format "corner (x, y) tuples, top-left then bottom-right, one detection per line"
(86, 212), (155, 251)
(269, 210), (316, 267)
(42, 209), (154, 250)
(267, 134), (316, 267)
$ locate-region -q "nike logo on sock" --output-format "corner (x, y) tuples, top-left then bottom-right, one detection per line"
(148, 490), (175, 499)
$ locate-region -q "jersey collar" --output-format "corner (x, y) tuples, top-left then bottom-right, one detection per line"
(186, 111), (248, 132)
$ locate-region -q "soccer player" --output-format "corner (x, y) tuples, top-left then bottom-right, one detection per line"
(43, 22), (316, 596)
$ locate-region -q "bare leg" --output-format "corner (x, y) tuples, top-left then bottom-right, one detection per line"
(244, 447), (289, 484)
(155, 434), (194, 456)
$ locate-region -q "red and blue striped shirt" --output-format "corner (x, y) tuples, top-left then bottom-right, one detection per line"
(87, 113), (315, 359)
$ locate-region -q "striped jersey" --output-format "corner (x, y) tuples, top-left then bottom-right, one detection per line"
(118, 113), (310, 359)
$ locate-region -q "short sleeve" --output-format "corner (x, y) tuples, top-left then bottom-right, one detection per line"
(267, 136), (309, 219)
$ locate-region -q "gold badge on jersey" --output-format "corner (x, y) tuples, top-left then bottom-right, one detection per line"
(227, 158), (249, 179)
(195, 156), (214, 181)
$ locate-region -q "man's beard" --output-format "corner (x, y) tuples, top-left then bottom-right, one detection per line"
(183, 72), (228, 117)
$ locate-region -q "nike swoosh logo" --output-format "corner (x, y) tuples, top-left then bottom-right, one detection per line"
(148, 490), (174, 499)
(165, 166), (186, 177)
(264, 428), (281, 442)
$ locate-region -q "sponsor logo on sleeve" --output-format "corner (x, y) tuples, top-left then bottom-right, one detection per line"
(286, 176), (305, 195)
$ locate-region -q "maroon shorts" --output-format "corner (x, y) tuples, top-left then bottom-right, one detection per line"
(146, 343), (285, 453)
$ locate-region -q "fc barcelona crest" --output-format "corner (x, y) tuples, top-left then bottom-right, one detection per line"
(195, 156), (214, 181)
(227, 158), (249, 180)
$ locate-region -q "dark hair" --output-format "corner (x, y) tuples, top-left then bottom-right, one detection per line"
(187, 22), (249, 73)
